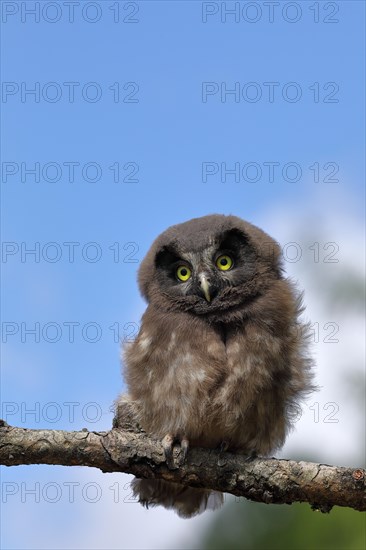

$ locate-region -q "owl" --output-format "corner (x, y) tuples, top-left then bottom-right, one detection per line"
(119, 214), (314, 518)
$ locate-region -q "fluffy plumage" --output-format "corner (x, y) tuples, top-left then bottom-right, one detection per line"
(119, 214), (314, 518)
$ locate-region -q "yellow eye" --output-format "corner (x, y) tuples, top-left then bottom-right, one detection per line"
(176, 265), (191, 281)
(216, 255), (233, 271)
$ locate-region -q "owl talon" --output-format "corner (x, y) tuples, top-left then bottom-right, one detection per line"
(162, 434), (175, 466)
(246, 451), (257, 461)
(218, 440), (230, 453)
(178, 436), (189, 466)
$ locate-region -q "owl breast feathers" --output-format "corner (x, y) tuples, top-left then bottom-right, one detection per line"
(120, 214), (314, 517)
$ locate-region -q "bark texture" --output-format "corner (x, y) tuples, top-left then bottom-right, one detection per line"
(0, 405), (364, 513)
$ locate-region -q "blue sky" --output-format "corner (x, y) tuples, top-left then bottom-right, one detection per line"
(1, 1), (365, 549)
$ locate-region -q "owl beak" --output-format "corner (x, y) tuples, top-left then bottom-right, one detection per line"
(198, 273), (211, 302)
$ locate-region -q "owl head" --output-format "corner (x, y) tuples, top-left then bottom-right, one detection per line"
(138, 214), (283, 322)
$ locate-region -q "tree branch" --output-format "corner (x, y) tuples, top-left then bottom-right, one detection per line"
(0, 405), (364, 513)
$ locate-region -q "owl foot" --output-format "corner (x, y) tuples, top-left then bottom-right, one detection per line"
(162, 434), (189, 469)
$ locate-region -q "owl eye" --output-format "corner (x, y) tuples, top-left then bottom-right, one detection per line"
(216, 255), (233, 271)
(176, 265), (192, 281)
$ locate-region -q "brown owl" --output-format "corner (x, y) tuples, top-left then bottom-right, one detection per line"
(119, 214), (314, 518)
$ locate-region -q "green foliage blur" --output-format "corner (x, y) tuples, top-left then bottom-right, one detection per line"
(202, 499), (365, 550)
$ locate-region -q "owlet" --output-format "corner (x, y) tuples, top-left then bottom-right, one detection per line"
(117, 214), (314, 518)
